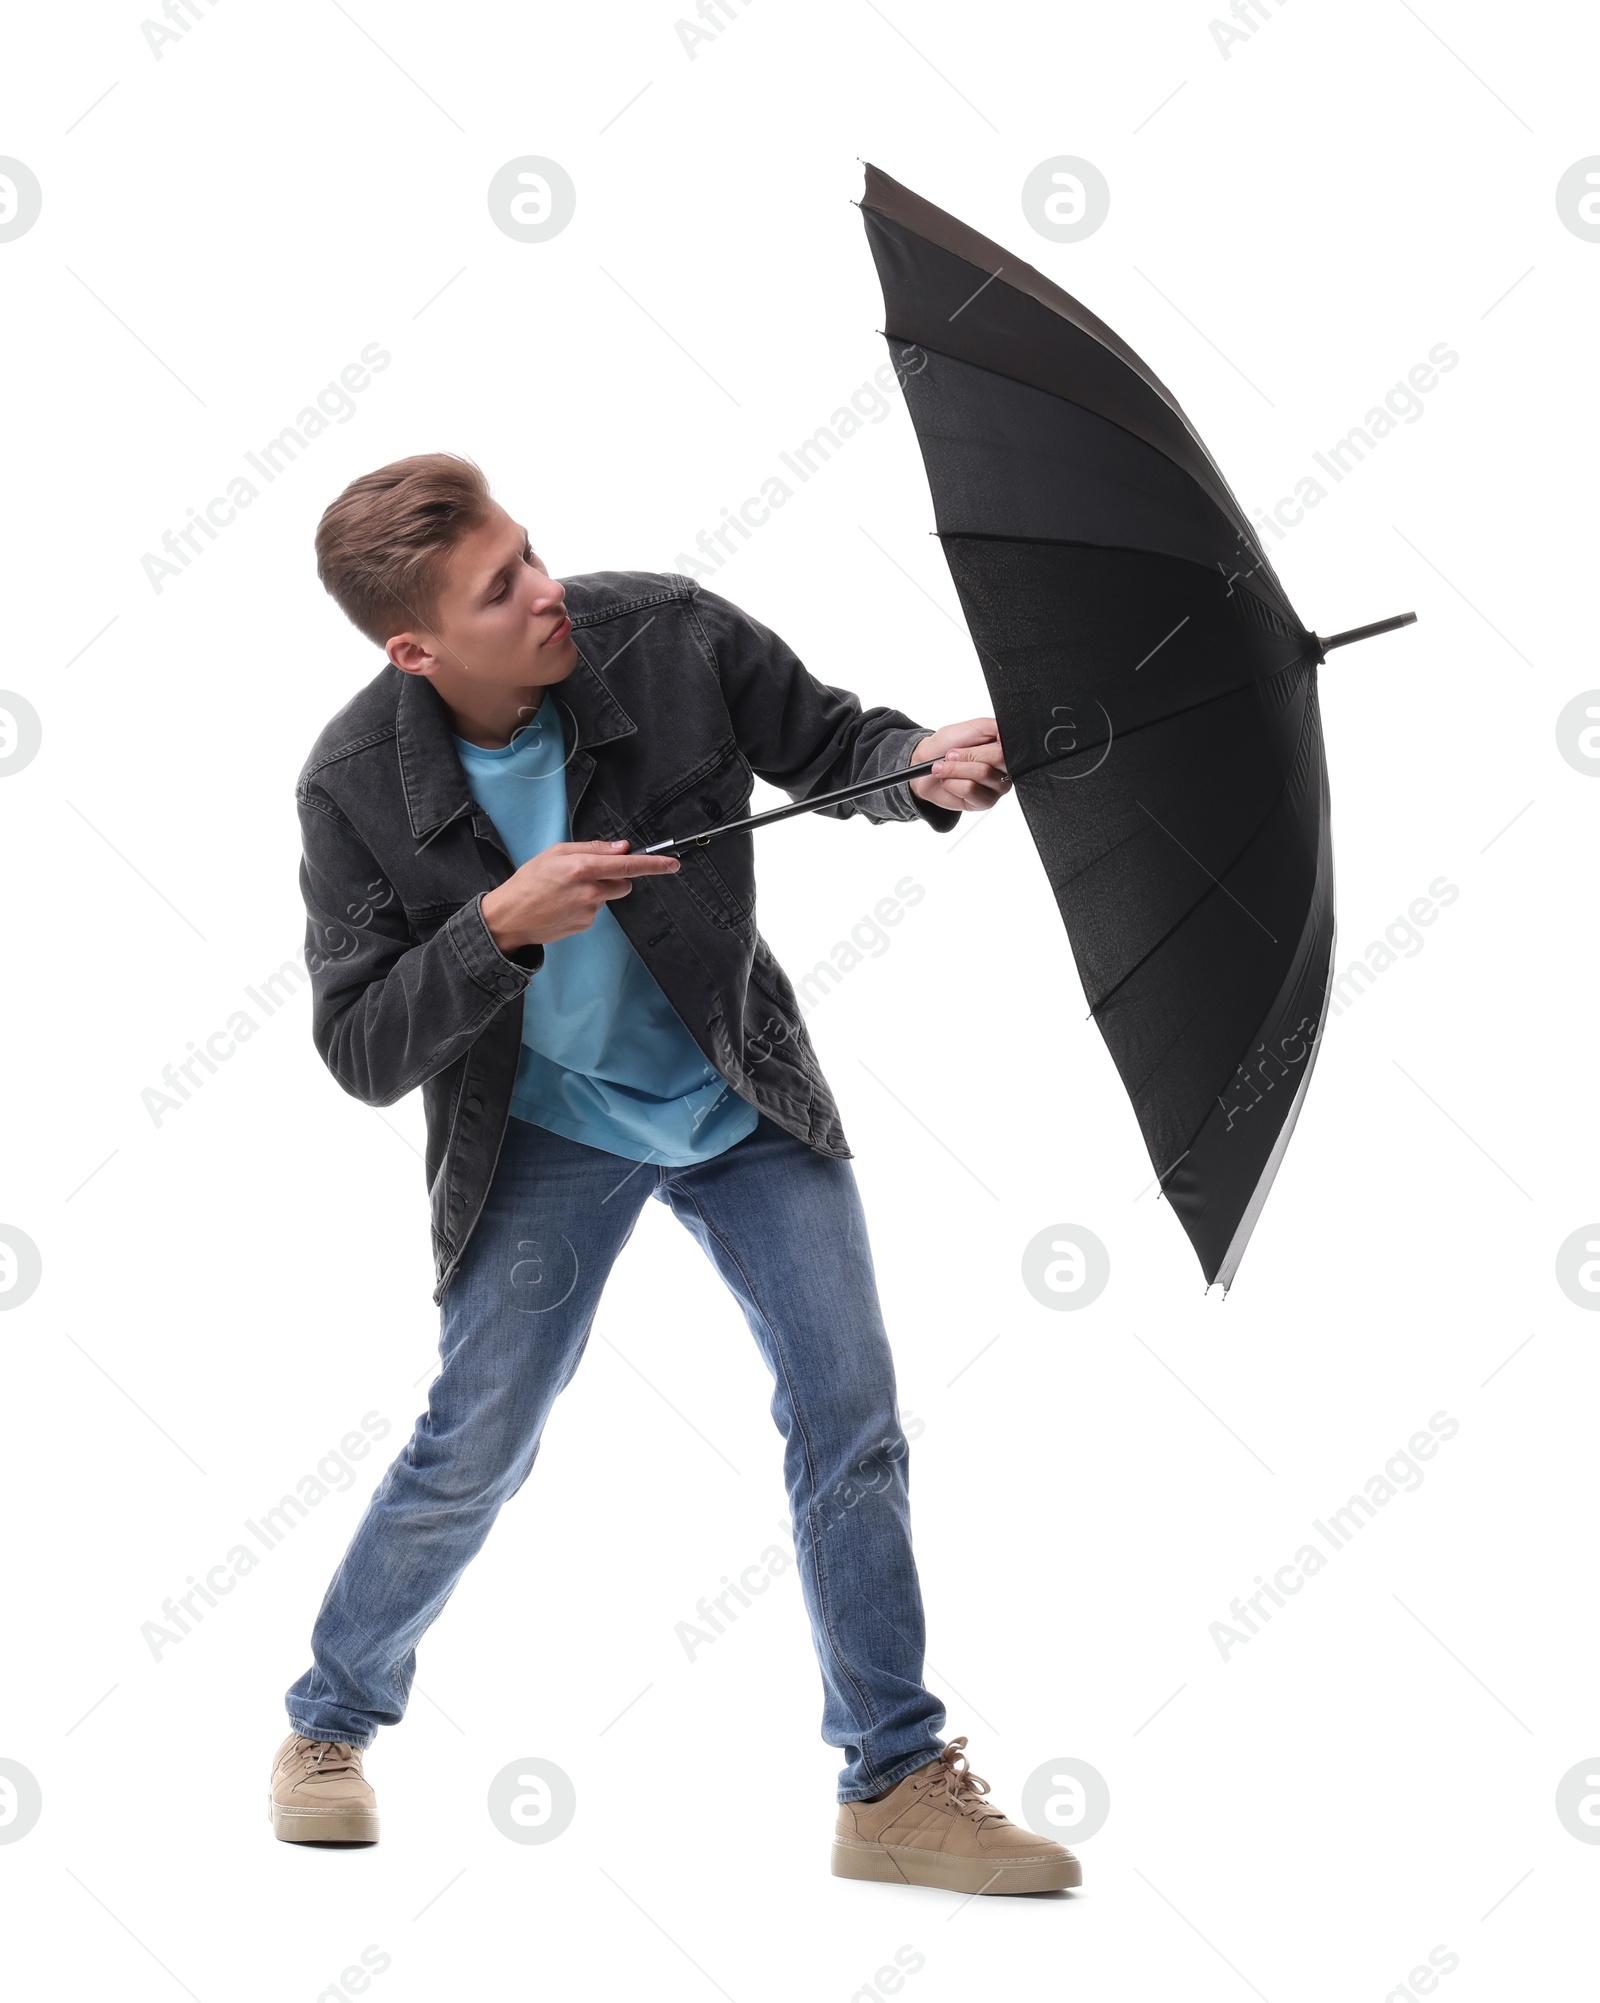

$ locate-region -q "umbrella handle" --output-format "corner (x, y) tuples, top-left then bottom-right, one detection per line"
(1315, 611), (1417, 652)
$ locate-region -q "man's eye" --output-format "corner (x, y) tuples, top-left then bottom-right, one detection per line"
(490, 547), (535, 605)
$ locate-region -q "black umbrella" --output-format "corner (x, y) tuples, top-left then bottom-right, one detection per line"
(852, 163), (1415, 1289)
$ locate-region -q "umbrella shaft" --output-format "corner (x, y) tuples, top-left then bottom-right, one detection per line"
(641, 758), (943, 854)
(1317, 611), (1417, 651)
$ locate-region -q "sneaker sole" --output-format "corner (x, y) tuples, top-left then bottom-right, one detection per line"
(831, 1837), (1080, 1894)
(270, 1798), (380, 1844)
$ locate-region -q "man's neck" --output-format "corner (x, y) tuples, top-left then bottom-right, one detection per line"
(441, 683), (544, 750)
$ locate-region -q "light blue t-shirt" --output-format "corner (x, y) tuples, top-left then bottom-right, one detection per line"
(453, 693), (759, 1167)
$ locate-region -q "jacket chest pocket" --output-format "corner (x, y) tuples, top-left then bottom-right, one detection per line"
(639, 746), (756, 931)
(392, 818), (508, 940)
(678, 839), (755, 931)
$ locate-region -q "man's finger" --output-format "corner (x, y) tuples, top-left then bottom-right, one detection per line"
(933, 771), (1009, 804)
(573, 852), (682, 878)
(933, 741), (1007, 773)
(932, 754), (1009, 787)
(561, 839), (677, 864)
(564, 845), (680, 877)
(932, 716), (1000, 751)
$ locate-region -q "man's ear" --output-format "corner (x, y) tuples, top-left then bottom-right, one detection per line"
(387, 633), (435, 676)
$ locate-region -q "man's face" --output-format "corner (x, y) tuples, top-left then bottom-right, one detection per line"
(387, 500), (578, 693)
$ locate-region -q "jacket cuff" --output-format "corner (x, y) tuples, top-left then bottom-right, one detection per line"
(884, 722), (961, 833)
(447, 893), (545, 998)
(908, 787), (961, 835)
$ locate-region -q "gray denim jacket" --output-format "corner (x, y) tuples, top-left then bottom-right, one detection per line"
(294, 570), (957, 1302)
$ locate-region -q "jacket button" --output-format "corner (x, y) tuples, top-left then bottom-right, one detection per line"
(467, 1096), (482, 1114)
(498, 973), (520, 992)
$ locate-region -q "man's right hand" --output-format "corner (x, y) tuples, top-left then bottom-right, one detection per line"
(480, 840), (681, 952)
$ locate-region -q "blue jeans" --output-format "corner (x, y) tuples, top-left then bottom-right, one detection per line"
(285, 1113), (947, 1800)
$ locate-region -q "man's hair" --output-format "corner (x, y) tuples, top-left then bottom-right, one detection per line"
(314, 452), (496, 649)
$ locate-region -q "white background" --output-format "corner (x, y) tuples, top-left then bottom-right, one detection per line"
(3, 1), (1597, 1997)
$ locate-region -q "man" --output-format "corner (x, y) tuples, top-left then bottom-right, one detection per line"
(272, 451), (1080, 1895)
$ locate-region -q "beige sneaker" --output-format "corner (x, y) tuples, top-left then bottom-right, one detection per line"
(832, 1737), (1080, 1894)
(269, 1733), (380, 1844)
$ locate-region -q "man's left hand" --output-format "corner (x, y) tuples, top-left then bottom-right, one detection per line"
(908, 718), (1010, 813)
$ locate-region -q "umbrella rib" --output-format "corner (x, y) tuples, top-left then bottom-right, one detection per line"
(1082, 688), (1315, 1021)
(1094, 714), (1325, 1174)
(1177, 890), (1328, 1183)
(936, 522), (1303, 634)
(1120, 996), (1213, 1116)
(1152, 713), (1332, 1196)
(1124, 880), (1317, 1202)
(881, 327), (1296, 618)
(1115, 870), (1317, 1168)
(1008, 659), (1313, 787)
(1135, 802), (1278, 944)
(1083, 816), (1272, 1023)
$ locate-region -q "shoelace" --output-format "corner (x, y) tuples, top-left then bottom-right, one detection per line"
(918, 1737), (1005, 1827)
(297, 1740), (362, 1785)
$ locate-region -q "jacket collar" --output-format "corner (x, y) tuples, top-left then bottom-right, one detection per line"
(396, 656), (637, 844)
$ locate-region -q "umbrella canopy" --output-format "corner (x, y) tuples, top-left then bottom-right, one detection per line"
(860, 164), (1410, 1289)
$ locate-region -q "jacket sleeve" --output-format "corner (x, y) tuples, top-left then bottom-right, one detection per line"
(296, 783), (543, 1107)
(686, 582), (960, 834)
